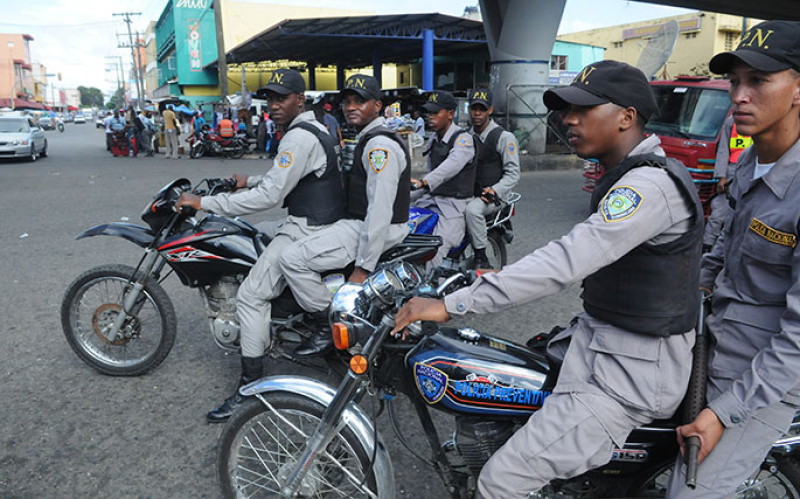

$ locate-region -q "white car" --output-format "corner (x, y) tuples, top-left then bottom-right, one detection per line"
(74, 114), (86, 124)
(0, 116), (48, 161)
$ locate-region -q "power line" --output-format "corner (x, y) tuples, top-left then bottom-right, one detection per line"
(0, 20), (117, 29)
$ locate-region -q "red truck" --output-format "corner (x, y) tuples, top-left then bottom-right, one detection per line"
(583, 76), (732, 217)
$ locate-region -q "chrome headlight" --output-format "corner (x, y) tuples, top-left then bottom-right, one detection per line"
(364, 268), (403, 305)
(330, 282), (364, 320)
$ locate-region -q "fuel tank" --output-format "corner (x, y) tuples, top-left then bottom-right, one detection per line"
(407, 326), (557, 417)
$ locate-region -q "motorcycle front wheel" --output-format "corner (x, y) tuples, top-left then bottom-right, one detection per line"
(61, 264), (177, 376)
(226, 144), (245, 160)
(633, 456), (800, 498)
(190, 142), (205, 159)
(218, 394), (379, 499)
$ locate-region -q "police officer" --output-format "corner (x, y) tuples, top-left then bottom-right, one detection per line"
(702, 115), (752, 252)
(411, 90), (476, 269)
(280, 74), (411, 356)
(465, 89), (520, 268)
(175, 68), (344, 422)
(668, 21), (800, 498)
(394, 61), (703, 498)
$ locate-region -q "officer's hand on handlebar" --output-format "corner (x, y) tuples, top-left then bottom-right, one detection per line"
(410, 178), (428, 191)
(233, 173), (249, 189)
(481, 187), (499, 205)
(175, 192), (202, 213)
(392, 297), (450, 338)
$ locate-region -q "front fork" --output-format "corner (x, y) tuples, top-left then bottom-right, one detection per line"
(103, 248), (164, 342)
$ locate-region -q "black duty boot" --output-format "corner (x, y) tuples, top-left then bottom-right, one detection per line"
(294, 310), (333, 357)
(207, 356), (263, 423)
(473, 247), (490, 269)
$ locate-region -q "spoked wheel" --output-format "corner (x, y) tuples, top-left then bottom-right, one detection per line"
(60, 264), (176, 376)
(461, 230), (507, 271)
(227, 145), (245, 159)
(218, 394), (378, 499)
(190, 142), (205, 159)
(633, 457), (800, 498)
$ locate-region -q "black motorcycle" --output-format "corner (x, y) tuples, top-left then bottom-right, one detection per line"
(60, 178), (442, 376)
(217, 262), (800, 498)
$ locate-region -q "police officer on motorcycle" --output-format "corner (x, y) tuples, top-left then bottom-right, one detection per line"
(465, 89), (520, 268)
(280, 74), (411, 357)
(175, 68), (344, 422)
(394, 61), (704, 498)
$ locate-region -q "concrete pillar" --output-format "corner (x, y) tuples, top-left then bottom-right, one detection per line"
(372, 48), (382, 87)
(422, 29), (434, 91)
(479, 0), (566, 153)
(336, 63), (346, 90)
(307, 62), (316, 90)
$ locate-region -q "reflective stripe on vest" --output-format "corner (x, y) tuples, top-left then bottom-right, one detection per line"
(728, 123), (753, 163)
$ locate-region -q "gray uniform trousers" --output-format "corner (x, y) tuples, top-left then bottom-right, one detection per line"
(465, 197), (496, 250)
(279, 219), (409, 313)
(413, 192), (470, 269)
(478, 313), (694, 498)
(237, 216), (323, 357)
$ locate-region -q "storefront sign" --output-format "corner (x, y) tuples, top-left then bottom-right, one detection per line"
(188, 20), (202, 72)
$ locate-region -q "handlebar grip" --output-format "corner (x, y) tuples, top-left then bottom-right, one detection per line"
(685, 436), (701, 488)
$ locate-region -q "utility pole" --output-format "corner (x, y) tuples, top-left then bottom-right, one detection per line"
(213, 0), (228, 99)
(113, 11), (143, 109)
(135, 31), (146, 102)
(104, 55), (123, 108)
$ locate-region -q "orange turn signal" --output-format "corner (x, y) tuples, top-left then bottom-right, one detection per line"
(349, 354), (368, 375)
(332, 322), (350, 350)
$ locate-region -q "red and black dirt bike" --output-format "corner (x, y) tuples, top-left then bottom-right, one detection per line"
(60, 178), (442, 376)
(187, 127), (250, 159)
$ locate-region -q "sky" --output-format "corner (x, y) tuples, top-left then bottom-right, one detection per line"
(0, 0), (695, 100)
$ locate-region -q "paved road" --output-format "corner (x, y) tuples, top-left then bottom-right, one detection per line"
(0, 123), (588, 498)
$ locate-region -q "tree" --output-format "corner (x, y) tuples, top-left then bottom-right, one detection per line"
(107, 87), (125, 110)
(78, 86), (104, 108)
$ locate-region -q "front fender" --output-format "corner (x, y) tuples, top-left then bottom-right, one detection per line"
(76, 223), (155, 248)
(240, 375), (395, 498)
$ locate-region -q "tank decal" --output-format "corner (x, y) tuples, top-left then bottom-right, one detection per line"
(414, 363), (449, 404)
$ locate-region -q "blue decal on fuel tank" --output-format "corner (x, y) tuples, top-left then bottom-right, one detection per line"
(414, 363), (449, 404)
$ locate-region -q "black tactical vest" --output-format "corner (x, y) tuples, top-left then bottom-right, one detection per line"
(281, 121), (345, 226)
(474, 126), (504, 195)
(581, 152), (704, 337)
(345, 125), (411, 224)
(424, 127), (476, 198)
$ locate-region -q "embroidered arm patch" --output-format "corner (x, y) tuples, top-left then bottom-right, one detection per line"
(368, 148), (388, 172)
(277, 151), (293, 168)
(601, 186), (643, 222)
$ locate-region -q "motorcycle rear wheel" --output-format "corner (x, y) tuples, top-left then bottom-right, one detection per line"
(218, 394), (379, 499)
(226, 145), (245, 160)
(190, 143), (206, 159)
(61, 264), (177, 376)
(461, 230), (507, 271)
(633, 456), (800, 498)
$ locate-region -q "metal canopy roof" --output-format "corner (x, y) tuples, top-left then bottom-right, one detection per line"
(646, 0), (800, 21)
(225, 13), (487, 68)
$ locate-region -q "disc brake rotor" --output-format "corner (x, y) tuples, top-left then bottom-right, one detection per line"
(92, 303), (131, 346)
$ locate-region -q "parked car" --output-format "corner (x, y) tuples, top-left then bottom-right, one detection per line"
(96, 116), (105, 128)
(38, 117), (54, 131)
(74, 114), (86, 124)
(0, 116), (48, 161)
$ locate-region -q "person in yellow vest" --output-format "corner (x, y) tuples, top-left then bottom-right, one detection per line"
(703, 115), (753, 251)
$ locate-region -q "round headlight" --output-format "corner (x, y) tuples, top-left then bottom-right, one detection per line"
(365, 268), (402, 305)
(330, 282), (363, 319)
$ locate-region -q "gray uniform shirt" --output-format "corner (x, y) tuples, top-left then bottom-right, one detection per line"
(200, 111), (328, 216)
(475, 119), (520, 200)
(417, 122), (475, 217)
(445, 134), (694, 315)
(714, 116), (736, 179)
(700, 138), (800, 427)
(354, 117), (410, 271)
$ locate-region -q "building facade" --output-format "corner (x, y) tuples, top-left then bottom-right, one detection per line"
(0, 33), (35, 103)
(558, 11), (760, 79)
(144, 22), (158, 100)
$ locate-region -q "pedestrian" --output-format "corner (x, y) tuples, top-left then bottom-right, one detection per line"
(192, 110), (206, 139)
(667, 20), (800, 498)
(174, 68), (344, 423)
(266, 113), (278, 158)
(162, 104), (179, 159)
(280, 74), (411, 357)
(702, 115), (752, 252)
(411, 90), (476, 269)
(464, 89), (520, 268)
(394, 60), (703, 499)
(125, 105), (137, 157)
(103, 111), (114, 151)
(321, 102), (344, 148)
(413, 109), (426, 140)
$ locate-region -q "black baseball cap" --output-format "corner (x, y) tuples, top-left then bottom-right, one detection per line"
(469, 88), (493, 109)
(709, 21), (800, 74)
(422, 90), (457, 112)
(262, 68), (305, 95)
(342, 74), (382, 100)
(543, 60), (657, 121)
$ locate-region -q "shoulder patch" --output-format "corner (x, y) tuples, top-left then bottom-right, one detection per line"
(368, 148), (389, 173)
(457, 135), (472, 147)
(277, 151), (293, 168)
(749, 218), (797, 247)
(507, 142), (517, 155)
(601, 186), (643, 222)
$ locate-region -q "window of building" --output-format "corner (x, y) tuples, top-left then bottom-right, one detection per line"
(399, 72), (405, 84)
(612, 41), (623, 49)
(684, 32), (697, 39)
(724, 32), (736, 51)
(550, 55), (568, 71)
(167, 56), (176, 70)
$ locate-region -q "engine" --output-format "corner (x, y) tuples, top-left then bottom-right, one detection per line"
(202, 276), (241, 350)
(453, 417), (516, 476)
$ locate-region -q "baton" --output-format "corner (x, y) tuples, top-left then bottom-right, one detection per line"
(685, 291), (710, 488)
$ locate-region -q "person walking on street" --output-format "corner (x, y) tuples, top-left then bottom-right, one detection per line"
(667, 20), (800, 498)
(162, 105), (179, 159)
(411, 90), (476, 269)
(174, 68), (344, 423)
(464, 89), (520, 268)
(394, 61), (703, 499)
(322, 102), (344, 148)
(137, 109), (154, 157)
(103, 112), (114, 152)
(280, 74), (411, 357)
